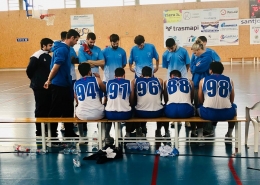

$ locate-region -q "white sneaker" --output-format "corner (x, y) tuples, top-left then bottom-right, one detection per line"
(197, 136), (205, 146)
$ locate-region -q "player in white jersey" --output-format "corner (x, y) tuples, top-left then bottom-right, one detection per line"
(105, 68), (132, 144)
(130, 66), (164, 137)
(74, 63), (106, 121)
(164, 70), (194, 137)
(164, 70), (194, 118)
(197, 62), (237, 144)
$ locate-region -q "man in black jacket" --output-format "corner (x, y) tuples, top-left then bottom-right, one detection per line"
(26, 38), (53, 136)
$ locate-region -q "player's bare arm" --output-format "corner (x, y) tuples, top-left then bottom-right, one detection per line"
(198, 79), (204, 104)
(189, 80), (194, 103)
(153, 59), (159, 73)
(163, 80), (168, 104)
(230, 80), (235, 103)
(129, 63), (135, 73)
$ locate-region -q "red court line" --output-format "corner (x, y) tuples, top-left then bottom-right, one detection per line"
(228, 158), (242, 185)
(151, 155), (160, 185)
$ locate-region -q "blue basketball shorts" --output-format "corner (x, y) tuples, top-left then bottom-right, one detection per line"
(164, 103), (194, 118)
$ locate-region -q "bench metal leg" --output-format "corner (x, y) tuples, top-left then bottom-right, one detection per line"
(235, 122), (241, 154)
(47, 123), (51, 141)
(174, 122), (179, 149)
(115, 122), (119, 147)
(230, 58), (232, 66)
(98, 122), (102, 149)
(41, 123), (46, 151)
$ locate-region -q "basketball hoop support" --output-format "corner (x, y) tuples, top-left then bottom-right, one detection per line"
(24, 0), (33, 17)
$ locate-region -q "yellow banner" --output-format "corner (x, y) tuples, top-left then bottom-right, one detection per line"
(163, 10), (182, 23)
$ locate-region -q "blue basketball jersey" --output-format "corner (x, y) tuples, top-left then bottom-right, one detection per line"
(135, 77), (163, 111)
(166, 77), (192, 105)
(202, 74), (232, 109)
(74, 77), (104, 116)
(105, 78), (131, 112)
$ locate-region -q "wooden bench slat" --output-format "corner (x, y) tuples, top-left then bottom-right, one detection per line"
(0, 117), (245, 123)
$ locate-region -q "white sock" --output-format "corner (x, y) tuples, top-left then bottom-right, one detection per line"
(197, 128), (203, 137)
(227, 128), (233, 136)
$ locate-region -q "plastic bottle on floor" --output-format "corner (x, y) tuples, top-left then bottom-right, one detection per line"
(92, 131), (98, 149)
(13, 144), (30, 152)
(73, 155), (81, 167)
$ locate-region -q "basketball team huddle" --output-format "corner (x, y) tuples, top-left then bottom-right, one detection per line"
(27, 29), (237, 146)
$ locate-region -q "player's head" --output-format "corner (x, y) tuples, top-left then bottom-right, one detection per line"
(198, 36), (207, 47)
(78, 63), (92, 77)
(170, 70), (182, 78)
(66, 29), (80, 47)
(40, 38), (53, 52)
(110, 34), (119, 50)
(115, 68), (125, 78)
(209, 62), (224, 75)
(191, 39), (205, 57)
(165, 38), (177, 52)
(142, 66), (152, 77)
(60, 31), (67, 41)
(86, 32), (96, 49)
(134, 35), (145, 49)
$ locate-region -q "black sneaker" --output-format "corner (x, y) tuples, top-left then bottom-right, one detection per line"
(203, 130), (214, 137)
(225, 133), (232, 145)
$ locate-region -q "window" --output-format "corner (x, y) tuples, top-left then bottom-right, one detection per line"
(0, 0), (8, 11)
(140, 0), (197, 5)
(80, 0), (125, 8)
(0, 0), (19, 11)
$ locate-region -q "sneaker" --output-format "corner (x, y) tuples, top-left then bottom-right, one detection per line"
(60, 123), (65, 131)
(197, 136), (205, 146)
(203, 130), (215, 137)
(171, 122), (182, 128)
(190, 132), (197, 137)
(105, 137), (114, 145)
(136, 127), (145, 137)
(185, 122), (191, 127)
(225, 133), (232, 145)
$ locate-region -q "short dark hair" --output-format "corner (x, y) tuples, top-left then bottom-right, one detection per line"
(66, 29), (80, 39)
(142, 66), (152, 77)
(210, 62), (224, 74)
(87, 32), (96, 40)
(170, 70), (181, 78)
(60, 31), (67, 40)
(198, 36), (207, 42)
(115, 68), (125, 77)
(134, 35), (145, 45)
(166, 38), (176, 47)
(78, 63), (91, 76)
(110, 34), (119, 42)
(40, 38), (53, 48)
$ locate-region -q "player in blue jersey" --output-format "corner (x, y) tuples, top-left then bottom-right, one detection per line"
(78, 32), (105, 75)
(59, 31), (79, 131)
(105, 68), (132, 143)
(129, 35), (159, 77)
(162, 38), (190, 79)
(102, 34), (127, 83)
(191, 36), (221, 136)
(190, 36), (220, 64)
(130, 66), (164, 137)
(197, 62), (236, 144)
(102, 34), (127, 103)
(74, 63), (105, 120)
(190, 39), (214, 139)
(44, 29), (80, 139)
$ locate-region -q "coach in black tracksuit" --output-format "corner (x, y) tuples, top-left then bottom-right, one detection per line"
(26, 38), (54, 136)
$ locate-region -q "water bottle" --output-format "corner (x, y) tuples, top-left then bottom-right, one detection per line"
(73, 155), (81, 167)
(92, 131), (98, 149)
(13, 144), (30, 152)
